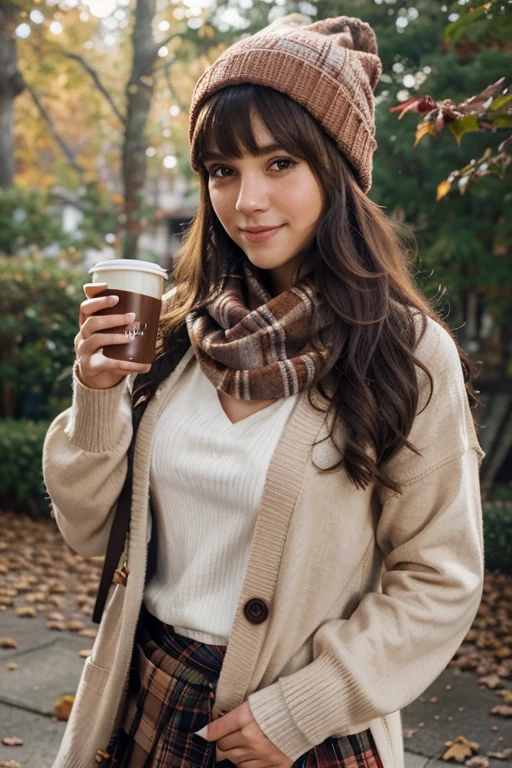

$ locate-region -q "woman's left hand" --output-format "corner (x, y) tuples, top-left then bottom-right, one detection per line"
(195, 700), (294, 768)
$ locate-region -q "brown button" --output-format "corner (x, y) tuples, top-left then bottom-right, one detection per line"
(243, 597), (269, 625)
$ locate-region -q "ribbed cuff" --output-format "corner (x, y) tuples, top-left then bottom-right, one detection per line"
(248, 682), (312, 761)
(249, 652), (372, 760)
(64, 366), (130, 452)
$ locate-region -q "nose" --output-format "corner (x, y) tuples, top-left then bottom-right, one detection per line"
(235, 174), (269, 214)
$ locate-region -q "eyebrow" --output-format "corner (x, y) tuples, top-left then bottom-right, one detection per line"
(202, 143), (286, 162)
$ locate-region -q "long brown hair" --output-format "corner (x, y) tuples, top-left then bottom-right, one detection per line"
(137, 84), (478, 493)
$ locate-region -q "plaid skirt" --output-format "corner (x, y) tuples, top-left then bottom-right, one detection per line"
(104, 606), (384, 768)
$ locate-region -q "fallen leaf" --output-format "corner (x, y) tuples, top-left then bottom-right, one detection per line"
(67, 620), (84, 632)
(0, 597), (13, 606)
(1, 737), (23, 747)
(77, 629), (97, 639)
(15, 606), (37, 618)
(487, 748), (512, 759)
(0, 637), (19, 649)
(465, 758), (489, 768)
(48, 583), (67, 594)
(498, 691), (512, 705)
(4, 663), (17, 671)
(53, 695), (75, 721)
(47, 611), (65, 622)
(478, 674), (503, 689)
(490, 704), (512, 717)
(0, 760), (23, 768)
(430, 696), (439, 703)
(78, 649), (92, 658)
(443, 735), (480, 762)
(46, 620), (66, 631)
(403, 729), (418, 738)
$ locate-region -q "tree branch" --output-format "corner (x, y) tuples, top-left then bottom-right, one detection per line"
(154, 31), (182, 54)
(159, 58), (187, 113)
(63, 52), (126, 127)
(24, 82), (85, 177)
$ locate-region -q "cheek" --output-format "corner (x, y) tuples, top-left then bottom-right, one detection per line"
(286, 178), (323, 224)
(209, 188), (235, 231)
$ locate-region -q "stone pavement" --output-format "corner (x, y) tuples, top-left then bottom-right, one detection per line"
(0, 611), (511, 768)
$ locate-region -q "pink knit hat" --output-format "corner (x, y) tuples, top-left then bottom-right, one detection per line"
(189, 14), (382, 193)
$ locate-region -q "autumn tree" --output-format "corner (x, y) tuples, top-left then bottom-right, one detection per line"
(12, 0), (230, 258)
(0, 0), (26, 187)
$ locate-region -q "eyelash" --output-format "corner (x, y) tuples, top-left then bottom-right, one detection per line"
(207, 157), (297, 178)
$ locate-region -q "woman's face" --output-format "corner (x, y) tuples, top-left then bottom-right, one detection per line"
(203, 113), (324, 295)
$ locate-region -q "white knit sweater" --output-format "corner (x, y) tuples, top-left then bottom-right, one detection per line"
(144, 355), (299, 644)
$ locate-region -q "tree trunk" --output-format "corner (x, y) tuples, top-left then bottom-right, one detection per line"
(0, 8), (25, 188)
(121, 0), (158, 259)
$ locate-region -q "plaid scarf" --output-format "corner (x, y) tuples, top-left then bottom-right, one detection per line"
(186, 260), (330, 400)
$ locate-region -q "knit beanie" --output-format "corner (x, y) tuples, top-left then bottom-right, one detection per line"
(189, 14), (383, 193)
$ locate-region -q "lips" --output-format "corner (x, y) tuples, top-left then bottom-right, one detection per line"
(240, 225), (284, 243)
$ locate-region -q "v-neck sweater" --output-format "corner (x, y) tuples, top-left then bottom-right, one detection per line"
(145, 355), (298, 644)
(43, 311), (485, 768)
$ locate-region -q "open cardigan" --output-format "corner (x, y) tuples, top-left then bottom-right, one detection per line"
(42, 310), (485, 768)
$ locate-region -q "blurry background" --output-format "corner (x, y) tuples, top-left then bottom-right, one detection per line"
(0, 2), (511, 765)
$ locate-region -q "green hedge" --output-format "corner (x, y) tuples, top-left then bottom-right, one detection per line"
(482, 500), (512, 573)
(0, 254), (87, 420)
(0, 419), (51, 515)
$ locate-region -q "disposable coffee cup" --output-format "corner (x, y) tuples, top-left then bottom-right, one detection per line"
(88, 259), (168, 365)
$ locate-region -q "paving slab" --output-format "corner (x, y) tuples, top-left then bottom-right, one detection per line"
(404, 752), (430, 768)
(0, 641), (85, 716)
(0, 700), (65, 767)
(402, 666), (512, 768)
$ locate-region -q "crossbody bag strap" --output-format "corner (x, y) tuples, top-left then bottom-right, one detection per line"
(92, 394), (150, 625)
(92, 326), (191, 625)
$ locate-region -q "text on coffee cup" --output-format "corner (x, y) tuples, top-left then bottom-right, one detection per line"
(125, 320), (148, 339)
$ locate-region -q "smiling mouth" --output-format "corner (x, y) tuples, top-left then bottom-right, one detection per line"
(240, 225), (284, 243)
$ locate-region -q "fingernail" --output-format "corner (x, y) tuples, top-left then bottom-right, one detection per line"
(194, 725), (208, 739)
(126, 312), (136, 321)
(109, 295), (119, 304)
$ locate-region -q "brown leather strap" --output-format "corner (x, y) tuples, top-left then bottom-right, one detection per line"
(92, 326), (191, 625)
(92, 395), (149, 624)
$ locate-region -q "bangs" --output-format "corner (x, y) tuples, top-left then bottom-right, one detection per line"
(192, 85), (322, 169)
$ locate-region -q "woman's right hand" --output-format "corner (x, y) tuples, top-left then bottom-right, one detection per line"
(74, 283), (152, 390)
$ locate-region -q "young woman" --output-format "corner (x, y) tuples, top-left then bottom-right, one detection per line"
(43, 14), (485, 768)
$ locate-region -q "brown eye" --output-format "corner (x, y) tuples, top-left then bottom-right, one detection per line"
(271, 158), (296, 171)
(209, 165), (235, 178)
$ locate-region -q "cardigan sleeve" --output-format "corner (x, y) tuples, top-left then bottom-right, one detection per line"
(248, 319), (485, 760)
(42, 367), (134, 558)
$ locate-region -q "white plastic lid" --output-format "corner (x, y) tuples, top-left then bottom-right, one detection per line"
(89, 259), (168, 279)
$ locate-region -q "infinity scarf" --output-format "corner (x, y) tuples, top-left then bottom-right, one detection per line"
(186, 259), (330, 400)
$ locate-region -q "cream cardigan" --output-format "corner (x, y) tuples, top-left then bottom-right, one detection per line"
(42, 312), (485, 768)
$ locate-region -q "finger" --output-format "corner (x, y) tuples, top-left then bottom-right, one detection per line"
(79, 294), (119, 326)
(77, 335), (132, 362)
(202, 704), (249, 742)
(217, 732), (248, 752)
(216, 746), (251, 764)
(83, 282), (108, 298)
(216, 748), (268, 768)
(80, 312), (135, 339)
(79, 353), (151, 377)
